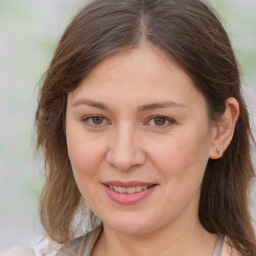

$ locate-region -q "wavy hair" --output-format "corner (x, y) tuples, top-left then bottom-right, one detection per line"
(36, 0), (256, 254)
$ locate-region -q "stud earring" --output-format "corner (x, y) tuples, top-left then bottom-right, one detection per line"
(216, 147), (222, 157)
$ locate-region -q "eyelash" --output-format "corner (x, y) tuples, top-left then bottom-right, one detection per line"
(81, 115), (176, 129)
(145, 115), (176, 128)
(81, 115), (109, 128)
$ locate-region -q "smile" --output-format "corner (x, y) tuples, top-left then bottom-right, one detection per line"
(107, 185), (152, 194)
(103, 182), (157, 204)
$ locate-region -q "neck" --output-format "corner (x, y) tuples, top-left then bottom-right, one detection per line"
(93, 217), (217, 256)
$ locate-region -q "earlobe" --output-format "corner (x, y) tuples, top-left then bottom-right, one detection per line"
(209, 97), (239, 159)
(216, 147), (222, 157)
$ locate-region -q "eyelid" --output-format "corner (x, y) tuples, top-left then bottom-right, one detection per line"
(81, 114), (175, 129)
(145, 115), (176, 128)
(81, 114), (111, 127)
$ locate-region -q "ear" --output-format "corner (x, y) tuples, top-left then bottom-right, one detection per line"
(209, 97), (239, 159)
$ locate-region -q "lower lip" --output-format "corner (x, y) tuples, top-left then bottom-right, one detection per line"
(104, 185), (157, 205)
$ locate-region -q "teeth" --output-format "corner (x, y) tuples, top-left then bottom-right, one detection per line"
(136, 186), (143, 192)
(109, 185), (150, 193)
(118, 187), (127, 193)
(127, 187), (136, 194)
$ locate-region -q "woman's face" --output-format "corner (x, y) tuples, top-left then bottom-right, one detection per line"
(66, 46), (216, 235)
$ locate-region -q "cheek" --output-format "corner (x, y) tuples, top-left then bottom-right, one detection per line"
(67, 133), (105, 178)
(148, 128), (211, 181)
(67, 137), (106, 203)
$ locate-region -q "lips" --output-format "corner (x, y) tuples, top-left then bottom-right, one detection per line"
(102, 181), (157, 204)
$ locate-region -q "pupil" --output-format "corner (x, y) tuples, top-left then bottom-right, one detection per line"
(154, 117), (165, 126)
(92, 116), (103, 124)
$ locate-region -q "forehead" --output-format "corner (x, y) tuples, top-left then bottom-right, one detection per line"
(68, 45), (207, 112)
(83, 45), (185, 84)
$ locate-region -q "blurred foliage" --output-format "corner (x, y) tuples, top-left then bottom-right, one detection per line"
(212, 0), (256, 82)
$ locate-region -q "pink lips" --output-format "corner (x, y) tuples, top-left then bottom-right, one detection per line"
(103, 181), (157, 205)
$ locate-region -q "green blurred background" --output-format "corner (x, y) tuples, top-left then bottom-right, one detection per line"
(0, 0), (255, 251)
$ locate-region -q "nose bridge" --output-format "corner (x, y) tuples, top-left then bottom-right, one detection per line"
(106, 122), (145, 171)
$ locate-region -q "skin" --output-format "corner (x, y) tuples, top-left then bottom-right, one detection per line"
(65, 45), (239, 256)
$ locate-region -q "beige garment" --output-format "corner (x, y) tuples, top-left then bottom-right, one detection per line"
(56, 226), (240, 256)
(4, 227), (241, 256)
(55, 225), (102, 256)
(212, 235), (224, 256)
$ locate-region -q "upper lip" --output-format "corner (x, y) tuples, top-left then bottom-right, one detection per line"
(102, 180), (157, 187)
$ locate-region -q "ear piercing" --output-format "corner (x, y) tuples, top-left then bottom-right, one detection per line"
(216, 147), (222, 157)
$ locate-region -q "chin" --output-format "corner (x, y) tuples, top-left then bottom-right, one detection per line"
(101, 212), (158, 235)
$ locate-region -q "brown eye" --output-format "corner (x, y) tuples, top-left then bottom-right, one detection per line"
(153, 117), (166, 126)
(83, 115), (108, 127)
(92, 116), (104, 125)
(146, 116), (175, 128)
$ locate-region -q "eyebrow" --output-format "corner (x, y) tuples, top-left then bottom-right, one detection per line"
(72, 98), (185, 112)
(138, 101), (185, 112)
(72, 99), (109, 111)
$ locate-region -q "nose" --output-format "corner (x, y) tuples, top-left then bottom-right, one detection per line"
(106, 123), (146, 171)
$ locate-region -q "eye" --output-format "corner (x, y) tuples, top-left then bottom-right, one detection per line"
(82, 115), (109, 127)
(146, 116), (175, 128)
(153, 117), (167, 126)
(90, 116), (105, 125)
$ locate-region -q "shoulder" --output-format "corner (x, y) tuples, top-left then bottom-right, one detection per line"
(3, 240), (59, 256)
(222, 237), (242, 256)
(1, 246), (37, 256)
(1, 247), (35, 256)
(2, 245), (58, 256)
(56, 224), (102, 256)
(3, 225), (102, 256)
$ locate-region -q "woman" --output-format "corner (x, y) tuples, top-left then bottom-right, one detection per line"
(6, 0), (256, 255)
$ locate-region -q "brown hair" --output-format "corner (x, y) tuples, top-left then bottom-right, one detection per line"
(36, 0), (256, 254)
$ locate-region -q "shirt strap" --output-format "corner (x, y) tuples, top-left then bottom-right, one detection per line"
(212, 235), (224, 256)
